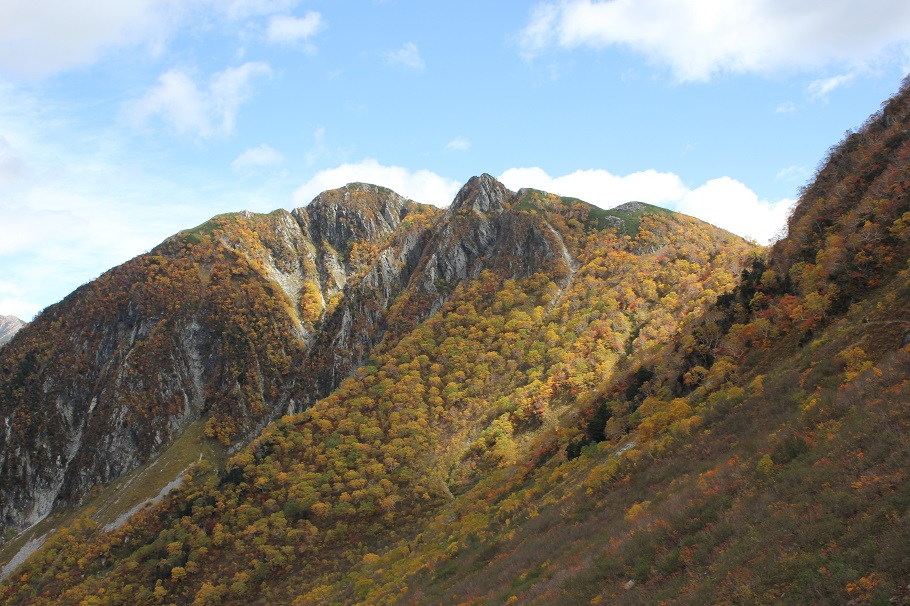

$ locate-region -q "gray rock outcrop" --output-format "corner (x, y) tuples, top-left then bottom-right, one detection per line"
(0, 315), (24, 347)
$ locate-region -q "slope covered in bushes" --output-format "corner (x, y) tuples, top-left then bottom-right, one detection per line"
(3, 78), (910, 605)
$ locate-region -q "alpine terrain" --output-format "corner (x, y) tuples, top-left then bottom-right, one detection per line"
(1, 78), (910, 604)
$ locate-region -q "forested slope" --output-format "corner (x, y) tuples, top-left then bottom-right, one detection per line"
(0, 184), (443, 531)
(0, 174), (752, 602)
(3, 77), (910, 605)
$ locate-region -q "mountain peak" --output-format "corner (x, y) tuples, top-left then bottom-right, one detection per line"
(301, 182), (412, 251)
(449, 173), (512, 215)
(306, 182), (409, 217)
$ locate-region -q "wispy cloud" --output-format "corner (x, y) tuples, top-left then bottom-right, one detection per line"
(0, 135), (26, 184)
(266, 12), (324, 47)
(231, 144), (284, 171)
(0, 82), (292, 319)
(305, 126), (328, 165)
(446, 137), (471, 151)
(224, 0), (298, 21)
(776, 101), (796, 114)
(0, 182), (184, 319)
(0, 0), (188, 78)
(0, 1), (316, 79)
(127, 62), (272, 139)
(387, 42), (424, 70)
(776, 165), (810, 182)
(808, 73), (857, 100)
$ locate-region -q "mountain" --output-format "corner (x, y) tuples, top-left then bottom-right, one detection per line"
(0, 316), (24, 347)
(0, 175), (744, 537)
(0, 173), (750, 584)
(0, 182), (441, 532)
(2, 78), (910, 604)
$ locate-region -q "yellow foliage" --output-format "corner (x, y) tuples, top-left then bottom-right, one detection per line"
(837, 346), (873, 382)
(756, 455), (775, 478)
(624, 500), (652, 522)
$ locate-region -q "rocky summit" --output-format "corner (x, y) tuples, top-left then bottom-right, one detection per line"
(0, 175), (740, 535)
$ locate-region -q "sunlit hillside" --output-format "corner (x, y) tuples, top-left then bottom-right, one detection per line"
(2, 76), (910, 605)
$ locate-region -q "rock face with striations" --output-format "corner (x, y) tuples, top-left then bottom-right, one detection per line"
(0, 175), (667, 534)
(0, 315), (24, 347)
(416, 174), (567, 312)
(0, 183), (436, 531)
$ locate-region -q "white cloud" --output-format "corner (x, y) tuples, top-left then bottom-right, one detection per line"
(520, 3), (560, 60)
(808, 73), (856, 100)
(902, 42), (910, 74)
(127, 62), (271, 138)
(266, 12), (324, 45)
(293, 160), (460, 207)
(294, 163), (790, 242)
(520, 0), (910, 81)
(0, 144), (293, 319)
(0, 185), (172, 319)
(0, 0), (188, 78)
(499, 166), (688, 208)
(776, 101), (796, 114)
(231, 144), (283, 171)
(0, 280), (34, 321)
(676, 177), (794, 243)
(446, 137), (471, 151)
(387, 42), (425, 70)
(499, 167), (790, 244)
(0, 1), (313, 79)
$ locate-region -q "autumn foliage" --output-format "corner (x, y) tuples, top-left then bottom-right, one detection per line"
(4, 77), (910, 605)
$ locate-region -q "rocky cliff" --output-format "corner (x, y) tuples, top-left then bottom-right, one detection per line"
(0, 183), (439, 531)
(0, 316), (24, 347)
(0, 175), (680, 534)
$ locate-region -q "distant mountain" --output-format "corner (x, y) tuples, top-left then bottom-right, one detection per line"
(3, 78), (910, 605)
(0, 316), (24, 347)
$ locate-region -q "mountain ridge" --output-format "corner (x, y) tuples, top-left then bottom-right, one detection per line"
(6, 69), (910, 602)
(0, 176), (732, 537)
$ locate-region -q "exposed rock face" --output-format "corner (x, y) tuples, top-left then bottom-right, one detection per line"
(0, 315), (24, 347)
(305, 183), (410, 254)
(448, 173), (509, 215)
(0, 182), (445, 532)
(417, 174), (567, 313)
(0, 175), (653, 533)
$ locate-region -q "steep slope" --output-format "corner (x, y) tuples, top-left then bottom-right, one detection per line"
(0, 174), (710, 541)
(0, 175), (753, 603)
(0, 184), (442, 532)
(5, 74), (910, 604)
(310, 79), (910, 604)
(0, 316), (24, 347)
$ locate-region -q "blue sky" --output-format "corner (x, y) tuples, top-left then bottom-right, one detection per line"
(2, 0), (910, 320)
